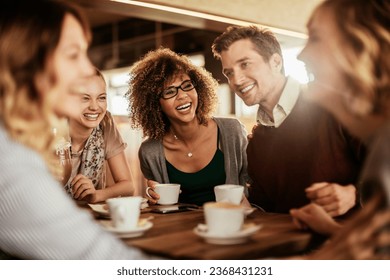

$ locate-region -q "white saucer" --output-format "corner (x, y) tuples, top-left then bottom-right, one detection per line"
(140, 198), (149, 209)
(243, 207), (256, 216)
(88, 199), (149, 218)
(88, 203), (110, 218)
(193, 223), (262, 245)
(100, 219), (153, 238)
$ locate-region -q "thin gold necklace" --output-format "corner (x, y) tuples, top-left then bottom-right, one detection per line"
(173, 133), (194, 158)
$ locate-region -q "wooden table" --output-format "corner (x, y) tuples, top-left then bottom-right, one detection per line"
(94, 206), (325, 260)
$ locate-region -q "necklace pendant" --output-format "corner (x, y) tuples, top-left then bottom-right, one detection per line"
(187, 152), (193, 158)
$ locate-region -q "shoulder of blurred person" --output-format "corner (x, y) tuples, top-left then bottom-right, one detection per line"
(0, 124), (150, 259)
(359, 120), (390, 208)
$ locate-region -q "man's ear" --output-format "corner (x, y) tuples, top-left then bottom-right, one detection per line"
(271, 53), (283, 73)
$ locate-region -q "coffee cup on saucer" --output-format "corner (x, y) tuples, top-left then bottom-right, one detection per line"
(106, 196), (142, 230)
(214, 184), (244, 205)
(203, 201), (245, 236)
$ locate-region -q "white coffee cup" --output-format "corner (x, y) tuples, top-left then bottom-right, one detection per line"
(146, 183), (181, 205)
(106, 196), (142, 230)
(204, 201), (245, 236)
(214, 184), (244, 205)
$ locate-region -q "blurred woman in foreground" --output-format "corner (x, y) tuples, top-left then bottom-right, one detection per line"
(290, 0), (390, 259)
(0, 0), (149, 259)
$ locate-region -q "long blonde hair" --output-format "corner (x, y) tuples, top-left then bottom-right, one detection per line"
(310, 0), (390, 116)
(0, 1), (90, 175)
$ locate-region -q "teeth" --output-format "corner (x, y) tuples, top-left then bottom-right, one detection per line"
(176, 103), (191, 110)
(84, 113), (99, 119)
(240, 84), (255, 93)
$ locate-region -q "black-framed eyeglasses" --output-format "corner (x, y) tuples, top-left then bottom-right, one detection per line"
(159, 80), (196, 100)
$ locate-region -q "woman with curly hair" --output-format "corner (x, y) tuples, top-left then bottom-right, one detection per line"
(127, 48), (249, 206)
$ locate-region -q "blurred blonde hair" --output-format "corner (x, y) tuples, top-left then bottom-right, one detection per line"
(0, 1), (90, 177)
(311, 0), (390, 116)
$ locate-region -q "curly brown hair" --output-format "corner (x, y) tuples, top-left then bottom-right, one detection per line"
(127, 47), (219, 139)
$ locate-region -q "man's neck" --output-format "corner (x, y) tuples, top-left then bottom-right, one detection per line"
(260, 76), (288, 119)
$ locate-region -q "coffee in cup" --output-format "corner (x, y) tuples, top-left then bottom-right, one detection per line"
(214, 184), (244, 205)
(203, 201), (245, 236)
(106, 196), (142, 230)
(146, 183), (181, 205)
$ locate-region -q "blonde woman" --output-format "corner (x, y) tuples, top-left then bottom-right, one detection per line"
(0, 0), (149, 259)
(65, 69), (134, 203)
(290, 0), (390, 259)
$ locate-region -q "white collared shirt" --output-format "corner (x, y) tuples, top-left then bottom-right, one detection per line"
(257, 77), (302, 128)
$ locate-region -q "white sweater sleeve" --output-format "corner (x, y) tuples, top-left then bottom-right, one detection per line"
(0, 128), (151, 259)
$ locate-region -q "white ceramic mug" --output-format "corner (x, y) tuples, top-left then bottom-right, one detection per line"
(204, 201), (245, 236)
(214, 184), (244, 205)
(146, 183), (181, 205)
(106, 196), (142, 230)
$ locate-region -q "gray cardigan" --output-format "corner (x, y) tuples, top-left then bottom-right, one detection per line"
(138, 117), (249, 188)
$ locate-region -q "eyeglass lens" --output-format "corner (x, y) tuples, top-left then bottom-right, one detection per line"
(161, 80), (194, 99)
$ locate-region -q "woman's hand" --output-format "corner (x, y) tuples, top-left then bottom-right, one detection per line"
(305, 182), (356, 217)
(309, 195), (390, 260)
(145, 179), (160, 205)
(290, 203), (342, 235)
(71, 174), (98, 203)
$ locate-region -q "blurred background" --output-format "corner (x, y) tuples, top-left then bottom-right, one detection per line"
(65, 0), (321, 194)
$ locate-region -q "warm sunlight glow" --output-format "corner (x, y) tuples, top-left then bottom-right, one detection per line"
(111, 0), (307, 39)
(283, 47), (309, 84)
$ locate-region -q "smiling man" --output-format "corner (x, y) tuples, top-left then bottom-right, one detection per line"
(212, 25), (364, 217)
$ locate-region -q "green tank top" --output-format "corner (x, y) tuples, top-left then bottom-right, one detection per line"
(166, 130), (226, 206)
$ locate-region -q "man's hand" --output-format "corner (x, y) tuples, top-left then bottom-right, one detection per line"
(306, 182), (356, 217)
